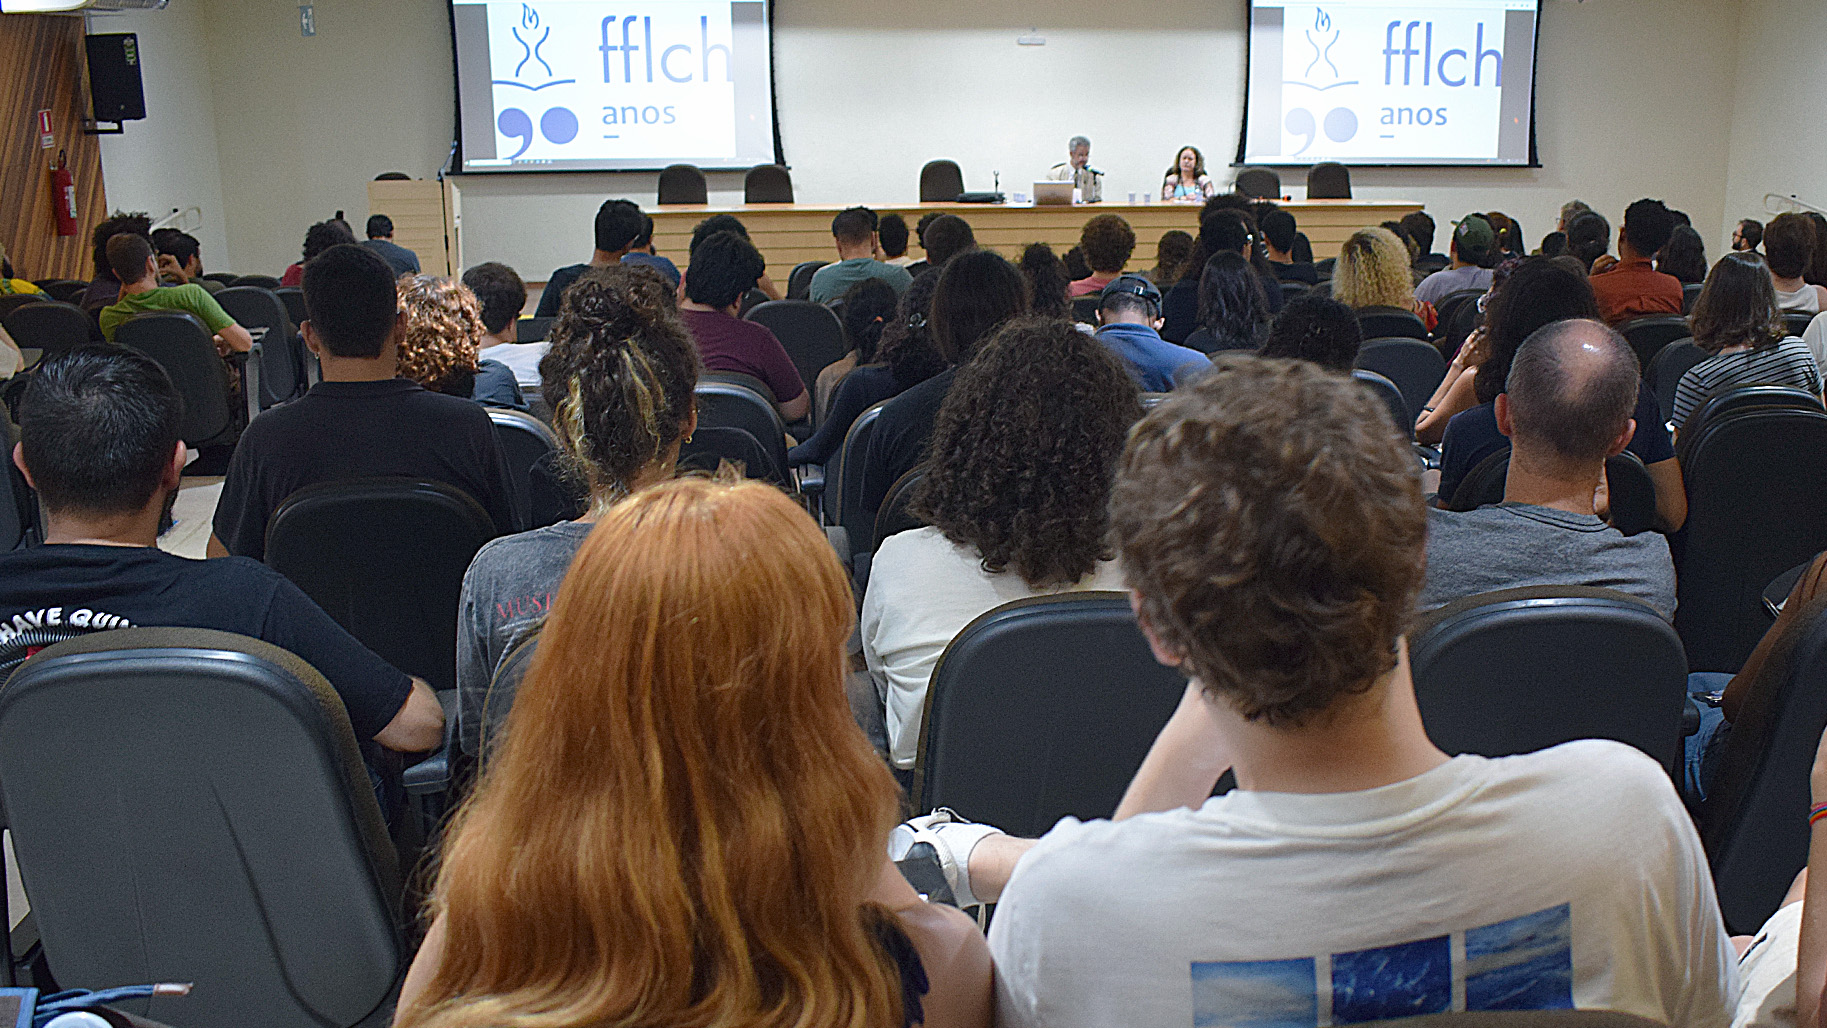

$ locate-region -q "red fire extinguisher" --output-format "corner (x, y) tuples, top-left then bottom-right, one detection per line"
(50, 150), (78, 238)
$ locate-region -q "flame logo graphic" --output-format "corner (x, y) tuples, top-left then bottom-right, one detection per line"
(1315, 9), (1330, 32)
(521, 4), (537, 29)
(1304, 7), (1341, 80)
(512, 5), (553, 78)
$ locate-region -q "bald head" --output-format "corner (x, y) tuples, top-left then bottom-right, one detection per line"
(1504, 319), (1640, 466)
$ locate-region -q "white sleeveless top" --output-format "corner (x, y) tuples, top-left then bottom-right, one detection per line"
(1775, 282), (1822, 313)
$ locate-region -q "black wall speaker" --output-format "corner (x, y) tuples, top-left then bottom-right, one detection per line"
(85, 34), (146, 124)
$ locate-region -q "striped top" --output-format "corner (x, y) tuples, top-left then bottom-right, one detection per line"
(1671, 337), (1823, 431)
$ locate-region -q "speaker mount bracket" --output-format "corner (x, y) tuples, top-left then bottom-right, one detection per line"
(80, 120), (125, 136)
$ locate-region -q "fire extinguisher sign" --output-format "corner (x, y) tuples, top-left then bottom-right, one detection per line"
(37, 109), (53, 150)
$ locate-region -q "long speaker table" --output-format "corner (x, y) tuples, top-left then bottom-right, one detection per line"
(644, 199), (1424, 288)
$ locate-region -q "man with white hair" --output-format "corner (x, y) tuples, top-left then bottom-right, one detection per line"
(1047, 135), (1102, 203)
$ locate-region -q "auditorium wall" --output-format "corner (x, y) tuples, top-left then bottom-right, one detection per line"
(93, 0), (1746, 279)
(1721, 0), (1827, 239)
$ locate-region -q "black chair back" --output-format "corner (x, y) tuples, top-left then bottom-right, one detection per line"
(275, 286), (309, 330)
(0, 456), (32, 551)
(487, 408), (562, 530)
(1070, 296), (1101, 326)
(231, 274), (282, 290)
(1702, 589), (1827, 933)
(1278, 280), (1309, 303)
(786, 262), (828, 301)
(115, 311), (249, 447)
(201, 272), (240, 287)
(694, 378), (789, 486)
(873, 467), (927, 550)
(1618, 315), (1691, 370)
(1306, 161), (1352, 199)
(1356, 337), (1446, 422)
(1446, 448), (1659, 536)
(1446, 449), (1509, 511)
(915, 593), (1187, 837)
(745, 299), (848, 409)
(657, 163), (708, 205)
(0, 295), (39, 318)
(1676, 399), (1827, 671)
(517, 315), (554, 342)
(1357, 306), (1428, 341)
(1234, 167), (1281, 199)
(1432, 288), (1484, 338)
(2, 301), (90, 357)
(1680, 385), (1825, 453)
(265, 479), (498, 692)
(1314, 256), (1337, 280)
(680, 425), (778, 480)
(1682, 282), (1702, 314)
(919, 160), (966, 202)
(1783, 310), (1815, 337)
(1352, 369), (1410, 436)
(1438, 291), (1483, 358)
(833, 401), (888, 547)
(1410, 586), (1689, 772)
(0, 627), (403, 1028)
(37, 280), (86, 304)
(744, 164), (794, 204)
(214, 286), (302, 408)
(1644, 340), (1706, 426)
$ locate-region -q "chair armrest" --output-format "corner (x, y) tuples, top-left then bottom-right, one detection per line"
(1682, 694), (1703, 738)
(241, 341), (262, 425)
(1413, 444), (1441, 470)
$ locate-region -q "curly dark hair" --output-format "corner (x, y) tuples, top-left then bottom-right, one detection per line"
(1110, 355), (1426, 726)
(1017, 242), (1072, 318)
(302, 219), (357, 263)
(1473, 257), (1599, 404)
(90, 211), (152, 281)
(876, 270), (947, 390)
(1261, 291), (1362, 372)
(1079, 214), (1137, 275)
(912, 317), (1142, 588)
(839, 278), (898, 364)
(539, 265), (699, 501)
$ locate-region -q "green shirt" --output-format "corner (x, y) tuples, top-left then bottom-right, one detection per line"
(807, 258), (914, 304)
(99, 284), (236, 342)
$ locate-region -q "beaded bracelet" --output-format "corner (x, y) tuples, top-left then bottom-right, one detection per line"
(1810, 802), (1827, 826)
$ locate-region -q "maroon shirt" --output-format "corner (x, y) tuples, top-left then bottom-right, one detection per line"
(680, 307), (807, 403)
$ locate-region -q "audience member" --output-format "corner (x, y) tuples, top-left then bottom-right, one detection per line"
(1589, 200), (1683, 325)
(1402, 210), (1448, 271)
(920, 214), (977, 270)
(1658, 225), (1708, 285)
(97, 234), (253, 358)
(0, 347), (442, 756)
(1016, 242), (1073, 320)
(1432, 259), (1684, 530)
(1069, 214), (1136, 297)
(1060, 245), (1092, 282)
(1558, 199), (1592, 232)
(399, 478), (992, 1028)
(1539, 231), (1569, 258)
(788, 271), (945, 468)
(809, 206), (913, 303)
(1672, 251), (1823, 434)
(0, 243), (40, 297)
(534, 199), (646, 318)
(1163, 207), (1275, 342)
(1260, 209), (1318, 285)
(1485, 211), (1525, 258)
(1763, 213), (1827, 313)
(1805, 212), (1827, 288)
(1160, 145), (1216, 202)
(1096, 275), (1210, 391)
(678, 231), (809, 422)
(880, 213), (915, 268)
(361, 215), (421, 278)
(1566, 211), (1613, 272)
(864, 319), (1138, 770)
(279, 219), (356, 288)
(1733, 218), (1764, 254)
(906, 212), (943, 276)
(619, 213), (680, 286)
(857, 250), (1026, 526)
(814, 278), (900, 415)
(395, 275), (526, 410)
(80, 212), (152, 311)
(1259, 291), (1362, 372)
(896, 356), (1733, 1028)
(1414, 215), (1496, 305)
(1333, 227), (1437, 332)
(456, 266), (696, 756)
(1146, 230), (1196, 288)
(1381, 219), (1421, 267)
(461, 261), (544, 390)
(210, 244), (517, 559)
(1184, 252), (1270, 356)
(1423, 320), (1676, 617)
(150, 229), (217, 293)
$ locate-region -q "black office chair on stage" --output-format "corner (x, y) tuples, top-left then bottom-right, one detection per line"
(115, 311), (256, 449)
(1234, 167), (1282, 199)
(0, 628), (406, 1027)
(657, 163), (708, 205)
(920, 160), (965, 202)
(913, 593), (1187, 838)
(1306, 162), (1352, 199)
(1409, 586), (1690, 773)
(745, 164), (794, 204)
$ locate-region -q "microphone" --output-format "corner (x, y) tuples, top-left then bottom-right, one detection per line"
(993, 171), (1000, 194)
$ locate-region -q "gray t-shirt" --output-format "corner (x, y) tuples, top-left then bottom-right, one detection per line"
(808, 258), (914, 304)
(1414, 265), (1495, 306)
(456, 520), (593, 755)
(1421, 504), (1676, 619)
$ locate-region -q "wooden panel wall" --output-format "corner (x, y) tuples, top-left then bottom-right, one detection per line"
(0, 14), (109, 282)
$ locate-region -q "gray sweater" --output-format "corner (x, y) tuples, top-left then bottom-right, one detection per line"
(1421, 503), (1676, 619)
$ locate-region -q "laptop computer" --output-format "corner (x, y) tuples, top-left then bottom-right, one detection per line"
(1033, 181), (1075, 206)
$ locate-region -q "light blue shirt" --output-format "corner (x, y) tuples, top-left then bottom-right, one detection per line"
(1095, 322), (1212, 392)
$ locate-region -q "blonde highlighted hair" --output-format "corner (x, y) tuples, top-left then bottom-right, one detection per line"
(395, 477), (908, 1028)
(1331, 227), (1418, 311)
(397, 275), (486, 396)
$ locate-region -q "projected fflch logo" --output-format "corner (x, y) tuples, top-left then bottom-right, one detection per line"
(493, 4), (580, 159)
(1284, 7), (1359, 156)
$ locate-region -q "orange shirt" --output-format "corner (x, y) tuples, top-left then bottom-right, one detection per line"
(1590, 257), (1683, 326)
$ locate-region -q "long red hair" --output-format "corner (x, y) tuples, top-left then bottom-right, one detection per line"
(398, 477), (906, 1028)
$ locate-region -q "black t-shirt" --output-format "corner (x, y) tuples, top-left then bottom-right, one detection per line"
(857, 366), (956, 526)
(535, 264), (588, 318)
(0, 545), (412, 740)
(214, 378), (518, 560)
(1271, 260), (1320, 285)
